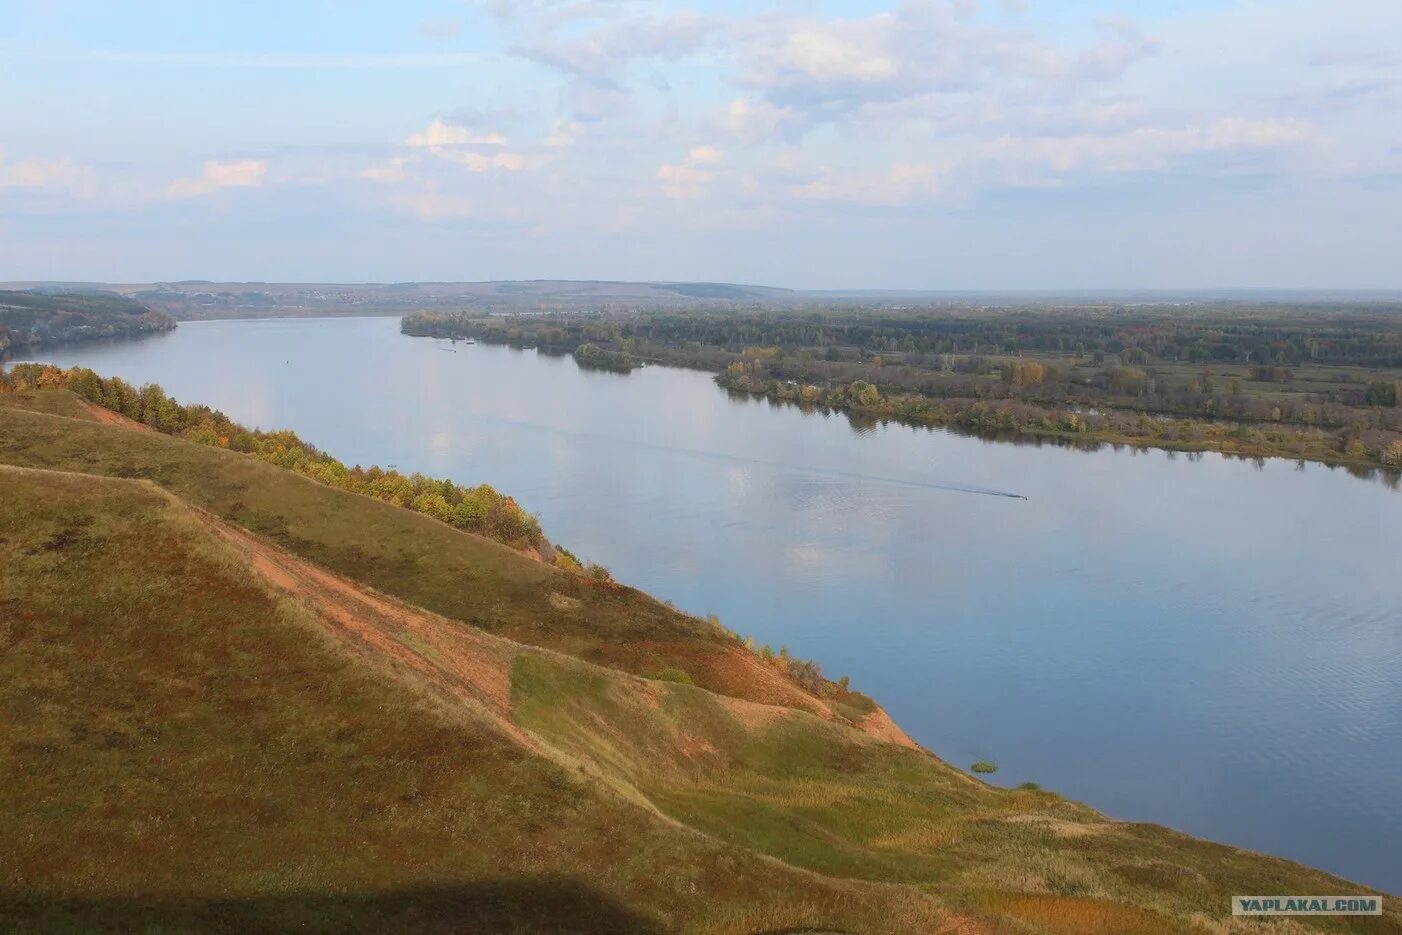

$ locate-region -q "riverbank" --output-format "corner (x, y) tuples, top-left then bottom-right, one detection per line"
(717, 370), (1402, 477)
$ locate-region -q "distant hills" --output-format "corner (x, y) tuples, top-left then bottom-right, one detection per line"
(0, 280), (799, 320)
(2, 280), (1399, 326)
(0, 290), (175, 356)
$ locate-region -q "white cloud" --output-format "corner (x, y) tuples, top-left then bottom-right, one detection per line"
(0, 150), (95, 193)
(407, 121), (509, 149)
(361, 156), (412, 184)
(391, 185), (475, 220)
(775, 27), (900, 84)
(359, 118), (549, 217)
(679, 109), (1317, 212)
(494, 2), (1165, 149)
(973, 118), (1318, 179)
(546, 119), (583, 148)
(168, 159), (268, 197)
(511, 9), (718, 80)
(443, 150), (529, 172)
(657, 146), (727, 199)
(488, 5), (720, 123)
(787, 162), (941, 206)
(400, 120), (530, 171)
(687, 145), (723, 166)
(731, 5), (1160, 139)
(755, 116), (1316, 208)
(719, 97), (802, 146)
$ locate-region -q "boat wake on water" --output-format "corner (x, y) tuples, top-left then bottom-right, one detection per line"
(457, 412), (1028, 501)
(701, 451), (1029, 500)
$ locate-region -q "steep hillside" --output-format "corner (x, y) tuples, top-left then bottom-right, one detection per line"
(0, 466), (945, 934)
(0, 386), (873, 726)
(1, 387), (1396, 933)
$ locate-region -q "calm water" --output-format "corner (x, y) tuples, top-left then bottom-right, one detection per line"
(22, 317), (1402, 892)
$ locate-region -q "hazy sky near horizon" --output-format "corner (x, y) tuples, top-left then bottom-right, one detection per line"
(1, 0), (1399, 289)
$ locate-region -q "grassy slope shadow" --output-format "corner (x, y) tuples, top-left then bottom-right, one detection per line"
(0, 879), (663, 935)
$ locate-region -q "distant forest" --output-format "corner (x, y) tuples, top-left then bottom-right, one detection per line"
(403, 306), (1402, 471)
(0, 291), (174, 357)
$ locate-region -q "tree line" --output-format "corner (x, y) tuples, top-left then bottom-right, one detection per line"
(402, 315), (645, 372)
(718, 360), (1402, 470)
(0, 291), (175, 357)
(586, 306), (1402, 368)
(400, 308), (1402, 472)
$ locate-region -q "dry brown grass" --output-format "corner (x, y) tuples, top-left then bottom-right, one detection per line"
(985, 894), (1174, 934)
(0, 464), (964, 934)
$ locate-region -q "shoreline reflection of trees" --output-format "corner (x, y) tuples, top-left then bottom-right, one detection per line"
(402, 309), (1402, 472)
(721, 386), (1401, 490)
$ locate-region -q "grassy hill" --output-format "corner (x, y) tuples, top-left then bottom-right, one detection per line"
(1, 387), (1396, 933)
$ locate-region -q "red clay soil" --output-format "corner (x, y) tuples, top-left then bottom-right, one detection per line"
(205, 513), (925, 752)
(628, 639), (833, 719)
(79, 399), (155, 431)
(704, 646), (835, 719)
(856, 707), (920, 751)
(645, 640), (922, 747)
(195, 509), (534, 747)
(198, 511), (927, 760)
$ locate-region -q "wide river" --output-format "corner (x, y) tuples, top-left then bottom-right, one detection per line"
(22, 316), (1402, 892)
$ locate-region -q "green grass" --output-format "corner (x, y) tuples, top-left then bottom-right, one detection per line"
(506, 647), (1397, 931)
(0, 388), (100, 421)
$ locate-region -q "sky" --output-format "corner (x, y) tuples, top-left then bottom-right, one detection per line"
(1, 0), (1399, 289)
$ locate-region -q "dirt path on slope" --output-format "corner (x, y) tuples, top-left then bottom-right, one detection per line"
(194, 510), (533, 747)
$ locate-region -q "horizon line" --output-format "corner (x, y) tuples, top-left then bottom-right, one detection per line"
(4, 279), (1402, 298)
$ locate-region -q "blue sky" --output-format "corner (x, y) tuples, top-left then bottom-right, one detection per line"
(1, 0), (1398, 288)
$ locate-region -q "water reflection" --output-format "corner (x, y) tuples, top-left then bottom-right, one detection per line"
(722, 385), (1402, 490)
